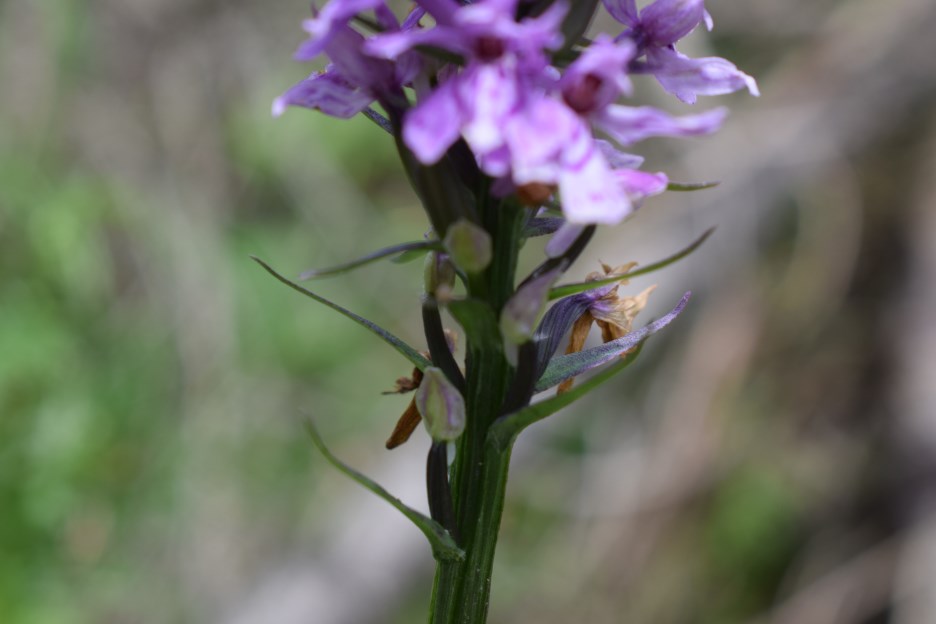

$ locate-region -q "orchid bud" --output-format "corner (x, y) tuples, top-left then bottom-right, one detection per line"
(500, 266), (564, 345)
(416, 367), (466, 442)
(443, 219), (492, 274)
(424, 251), (456, 296)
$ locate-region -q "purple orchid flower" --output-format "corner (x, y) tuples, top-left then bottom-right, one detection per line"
(506, 37), (719, 224)
(294, 0), (386, 60)
(603, 0), (758, 103)
(274, 3), (423, 119)
(275, 1), (747, 236)
(549, 36), (722, 213)
(364, 0), (567, 168)
(505, 36), (720, 253)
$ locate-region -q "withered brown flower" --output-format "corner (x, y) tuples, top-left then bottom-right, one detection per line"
(558, 262), (655, 394)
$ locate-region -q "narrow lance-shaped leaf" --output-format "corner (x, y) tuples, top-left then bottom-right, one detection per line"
(559, 0), (601, 54)
(426, 442), (457, 539)
(299, 240), (442, 280)
(489, 346), (644, 450)
(251, 256), (431, 371)
(522, 217), (565, 238)
(362, 107), (393, 134)
(351, 15), (384, 34)
(666, 181), (720, 192)
(422, 297), (466, 392)
(392, 247), (433, 264)
(304, 419), (464, 562)
(517, 225), (594, 290)
(535, 292), (691, 392)
(548, 228), (714, 300)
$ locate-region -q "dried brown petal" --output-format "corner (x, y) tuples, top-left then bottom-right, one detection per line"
(557, 310), (595, 394)
(517, 182), (555, 206)
(385, 398), (422, 449)
(382, 366), (424, 394)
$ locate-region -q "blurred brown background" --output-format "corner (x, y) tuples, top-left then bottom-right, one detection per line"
(1, 0), (935, 622)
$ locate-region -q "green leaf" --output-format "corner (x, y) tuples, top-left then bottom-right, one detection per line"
(304, 419), (465, 562)
(666, 181), (720, 192)
(489, 346), (644, 450)
(522, 217), (564, 238)
(299, 240), (441, 280)
(558, 0), (600, 55)
(251, 256), (431, 371)
(392, 247), (432, 264)
(447, 298), (502, 354)
(352, 15), (384, 33)
(548, 228), (714, 300)
(361, 108), (393, 135)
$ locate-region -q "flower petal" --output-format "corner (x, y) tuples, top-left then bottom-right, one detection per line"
(597, 104), (727, 145)
(639, 0), (705, 46)
(403, 79), (465, 164)
(596, 140), (645, 169)
(647, 48), (759, 104)
(459, 63), (519, 156)
(602, 0), (639, 27)
(273, 69), (374, 119)
(545, 223), (587, 258)
(559, 137), (632, 225)
(297, 0), (385, 60)
(616, 169), (669, 202)
(502, 265), (566, 344)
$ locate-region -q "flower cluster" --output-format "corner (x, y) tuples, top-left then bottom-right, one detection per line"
(264, 3), (757, 620)
(275, 0), (756, 238)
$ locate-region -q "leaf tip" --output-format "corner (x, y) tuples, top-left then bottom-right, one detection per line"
(667, 180), (721, 192)
(677, 290), (692, 309)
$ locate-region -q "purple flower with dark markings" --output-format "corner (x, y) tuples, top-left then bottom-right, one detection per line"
(274, 3), (423, 118)
(365, 0), (566, 169)
(541, 36), (723, 218)
(275, 0), (754, 230)
(505, 35), (720, 253)
(604, 0), (758, 103)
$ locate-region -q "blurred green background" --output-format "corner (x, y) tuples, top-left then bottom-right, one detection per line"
(2, 1), (935, 623)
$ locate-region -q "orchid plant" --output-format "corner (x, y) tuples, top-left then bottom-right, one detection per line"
(257, 0), (756, 621)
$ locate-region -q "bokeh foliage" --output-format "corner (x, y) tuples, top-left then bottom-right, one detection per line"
(3, 0), (936, 623)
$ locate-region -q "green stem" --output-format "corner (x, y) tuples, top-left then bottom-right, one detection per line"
(428, 201), (525, 624)
(452, 440), (514, 621)
(429, 560), (461, 623)
(428, 413), (515, 623)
